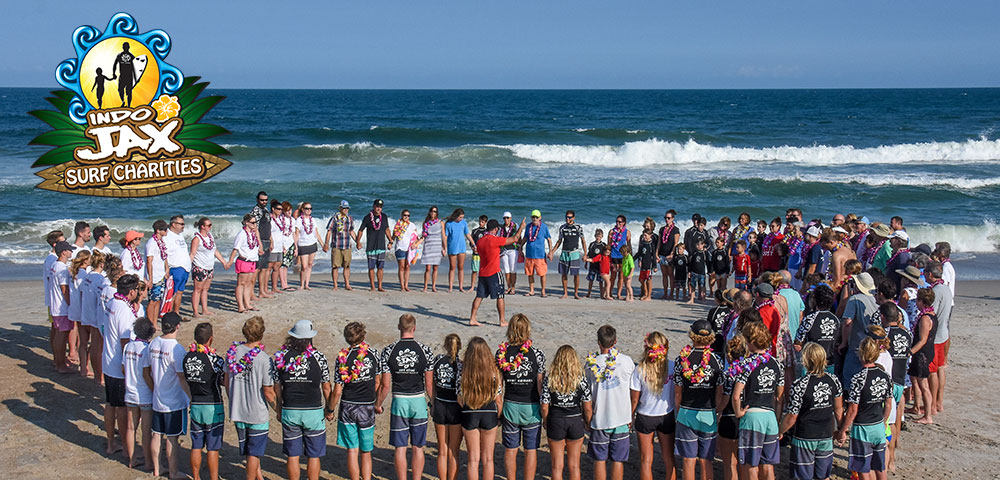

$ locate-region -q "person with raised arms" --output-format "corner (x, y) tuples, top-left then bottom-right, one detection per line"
(470, 218), (526, 327)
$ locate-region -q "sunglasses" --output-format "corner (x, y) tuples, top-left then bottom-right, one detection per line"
(173, 222), (185, 226)
(665, 216), (673, 220)
(205, 223), (213, 227)
(566, 216), (574, 219)
(248, 221), (257, 225)
(402, 214), (410, 217)
(258, 198), (268, 203)
(303, 207), (312, 211)
(616, 220), (625, 224)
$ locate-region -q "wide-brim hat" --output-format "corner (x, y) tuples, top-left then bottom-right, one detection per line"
(896, 265), (922, 285)
(871, 224), (892, 238)
(723, 288), (739, 303)
(855, 272), (876, 296)
(289, 319), (318, 339)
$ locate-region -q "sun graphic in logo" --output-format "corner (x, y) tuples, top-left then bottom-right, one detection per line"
(79, 37), (161, 110)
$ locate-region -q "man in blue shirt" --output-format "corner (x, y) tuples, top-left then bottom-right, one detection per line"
(519, 209), (553, 297)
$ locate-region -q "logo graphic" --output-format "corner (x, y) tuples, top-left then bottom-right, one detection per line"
(29, 13), (230, 197)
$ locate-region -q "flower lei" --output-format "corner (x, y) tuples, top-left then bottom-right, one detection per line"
(586, 347), (618, 383)
(189, 343), (216, 354)
(864, 238), (887, 266)
(836, 274), (853, 292)
(660, 223), (675, 244)
(610, 226), (624, 248)
(393, 219), (411, 240)
(195, 232), (215, 251)
(301, 215), (315, 235)
(500, 223), (514, 238)
(527, 224), (541, 243)
(368, 212), (382, 232)
(273, 214), (292, 235)
(227, 341), (265, 374)
(331, 212), (350, 233)
(337, 342), (370, 383)
(645, 334), (667, 362)
(679, 345), (713, 383)
(274, 344), (316, 373)
(756, 298), (775, 309)
(919, 305), (935, 316)
(153, 234), (168, 261)
(244, 227), (259, 250)
(127, 245), (144, 271)
(726, 351), (772, 377)
(928, 278), (944, 288)
(497, 339), (532, 372)
(423, 218), (439, 237)
(113, 292), (138, 316)
(763, 232), (781, 255)
(887, 248), (910, 267)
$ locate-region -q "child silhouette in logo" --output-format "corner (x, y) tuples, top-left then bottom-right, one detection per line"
(90, 67), (116, 109)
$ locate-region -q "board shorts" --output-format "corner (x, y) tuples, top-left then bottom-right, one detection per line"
(282, 408), (327, 458)
(282, 244), (297, 268)
(588, 425), (630, 463)
(587, 267), (599, 282)
(908, 352), (931, 378)
(558, 251), (582, 276)
(152, 409), (188, 437)
(734, 274), (749, 289)
(235, 421), (269, 457)
(461, 401), (499, 431)
(932, 341), (949, 369)
(149, 277), (167, 301)
(190, 403), (225, 451)
(500, 250), (518, 274)
(476, 273), (506, 300)
(471, 254), (480, 272)
(689, 273), (706, 288)
(501, 401), (542, 449)
(366, 250), (386, 270)
(331, 248), (351, 268)
(676, 408), (717, 459)
(524, 258), (547, 276)
(738, 409), (779, 466)
(337, 402), (376, 452)
(297, 244), (318, 256)
(639, 270), (652, 282)
(790, 437), (834, 480)
(52, 315), (73, 332)
(104, 375), (126, 407)
(268, 251), (283, 263)
(192, 265), (213, 282)
(849, 423), (887, 473)
(432, 398), (462, 426)
(390, 394), (428, 447)
(169, 267), (189, 292)
(235, 258), (256, 274)
(546, 414), (586, 441)
(634, 411), (676, 435)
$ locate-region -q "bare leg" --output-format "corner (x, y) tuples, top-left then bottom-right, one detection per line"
(566, 438), (584, 480)
(638, 432), (654, 480)
(126, 406), (139, 467)
(331, 267), (340, 290)
(465, 429), (482, 480)
(456, 253), (466, 292)
(89, 327), (103, 379)
(448, 255), (458, 292)
(150, 432), (163, 477)
(307, 457), (321, 480)
(347, 449), (361, 480)
(287, 455), (302, 480)
(504, 448), (518, 480)
(394, 447), (408, 480)
(658, 433), (677, 480)
(410, 447), (425, 480)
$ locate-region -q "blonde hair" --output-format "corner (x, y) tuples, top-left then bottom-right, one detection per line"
(801, 342), (828, 376)
(845, 259), (863, 276)
(639, 332), (669, 395)
(461, 337), (500, 410)
(727, 335), (748, 363)
(70, 250), (91, 280)
(89, 250), (106, 271)
(868, 324), (889, 351)
(242, 316), (265, 343)
(444, 333), (462, 363)
(506, 313), (531, 345)
(548, 345), (583, 396)
(767, 271), (783, 289)
(858, 337), (881, 364)
(398, 314), (416, 333)
(743, 321), (772, 351)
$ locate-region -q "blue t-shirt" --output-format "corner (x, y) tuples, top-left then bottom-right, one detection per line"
(787, 240), (804, 270)
(523, 223), (551, 259)
(445, 220), (470, 255)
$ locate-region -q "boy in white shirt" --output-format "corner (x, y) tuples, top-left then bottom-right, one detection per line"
(103, 273), (141, 457)
(145, 220), (171, 326)
(43, 230), (65, 366)
(123, 317), (155, 470)
(586, 325), (636, 480)
(48, 241), (75, 373)
(144, 312), (191, 478)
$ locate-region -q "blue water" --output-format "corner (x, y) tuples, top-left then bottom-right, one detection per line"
(1, 88), (999, 274)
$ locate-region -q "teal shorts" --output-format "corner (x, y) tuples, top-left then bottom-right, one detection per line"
(892, 384), (904, 404)
(338, 421), (375, 452)
(676, 407), (718, 434)
(281, 408), (327, 431)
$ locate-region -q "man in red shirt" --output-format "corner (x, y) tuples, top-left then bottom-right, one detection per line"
(754, 282), (781, 354)
(470, 218), (525, 327)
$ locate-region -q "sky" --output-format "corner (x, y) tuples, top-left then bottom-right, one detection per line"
(1, 1), (998, 89)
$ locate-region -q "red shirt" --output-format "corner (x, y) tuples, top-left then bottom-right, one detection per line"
(476, 235), (509, 277)
(757, 304), (781, 354)
(592, 254), (611, 275)
(761, 232), (785, 272)
(734, 254), (751, 275)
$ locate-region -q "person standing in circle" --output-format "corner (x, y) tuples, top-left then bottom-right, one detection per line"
(358, 199), (392, 292)
(392, 209), (421, 292)
(445, 209), (475, 293)
(553, 210), (585, 299)
(250, 192), (273, 299)
(421, 206), (445, 292)
(607, 215), (631, 300)
(324, 200), (356, 291)
(293, 202), (324, 291)
(499, 212), (520, 295)
(520, 210), (553, 297)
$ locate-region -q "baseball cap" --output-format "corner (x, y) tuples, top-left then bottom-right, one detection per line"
(858, 216), (870, 225)
(161, 312), (183, 330)
(690, 319), (713, 336)
(755, 283), (774, 297)
(289, 319), (318, 339)
(340, 200), (350, 209)
(889, 230), (909, 242)
(502, 211), (512, 218)
(531, 209), (541, 218)
(125, 230), (144, 243)
(805, 226), (821, 238)
(832, 226), (848, 234)
(372, 199), (384, 207)
(54, 241), (73, 254)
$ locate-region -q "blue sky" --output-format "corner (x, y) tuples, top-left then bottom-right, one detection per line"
(2, 1), (998, 89)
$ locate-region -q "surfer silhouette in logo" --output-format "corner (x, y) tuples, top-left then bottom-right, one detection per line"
(113, 42), (137, 107)
(90, 67), (116, 109)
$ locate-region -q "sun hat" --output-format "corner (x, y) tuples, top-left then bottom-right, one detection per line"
(690, 319), (713, 336)
(723, 288), (739, 303)
(502, 211), (512, 218)
(896, 265), (922, 285)
(871, 224), (892, 237)
(755, 283), (773, 297)
(289, 319), (318, 339)
(889, 230), (909, 242)
(531, 209), (541, 218)
(855, 272), (876, 296)
(125, 230), (144, 243)
(340, 200), (350, 209)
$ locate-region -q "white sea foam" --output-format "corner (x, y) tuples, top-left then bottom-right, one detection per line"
(303, 142), (377, 150)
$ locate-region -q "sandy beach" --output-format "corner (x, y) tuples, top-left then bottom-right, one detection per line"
(1, 273), (997, 480)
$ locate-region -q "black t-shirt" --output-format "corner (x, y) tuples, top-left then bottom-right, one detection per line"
(183, 351), (225, 404)
(587, 240), (607, 272)
(802, 243), (823, 272)
(689, 250), (709, 275)
(500, 223), (519, 251)
(276, 350), (331, 409)
(886, 326), (912, 386)
(334, 345), (383, 404)
(673, 254), (689, 280)
(686, 228), (710, 255)
(721, 372), (737, 415)
(711, 248), (730, 275)
(707, 306), (731, 353)
(251, 205), (271, 245)
(658, 225), (679, 256)
(432, 354), (461, 402)
(471, 227), (488, 248)
(735, 354), (784, 411)
(558, 223), (584, 252)
(359, 212), (390, 252)
(784, 373), (843, 439)
(672, 348), (724, 410)
(846, 366), (893, 425)
(796, 311), (841, 365)
(541, 375), (591, 418)
(637, 236), (657, 270)
(496, 344), (546, 404)
(380, 339), (433, 395)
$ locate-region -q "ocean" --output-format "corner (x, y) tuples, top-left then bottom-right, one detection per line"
(2, 88), (999, 278)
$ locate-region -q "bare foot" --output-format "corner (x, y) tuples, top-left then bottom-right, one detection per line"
(524, 292), (534, 297)
(431, 287), (438, 292)
(499, 322), (508, 327)
(540, 293), (547, 298)
(574, 294), (581, 299)
(378, 287), (386, 292)
(915, 416), (934, 424)
(106, 444), (122, 455)
(344, 285), (353, 291)
(56, 366), (78, 374)
(469, 319), (481, 326)
(685, 300), (695, 305)
(422, 287), (428, 292)
(561, 294), (568, 299)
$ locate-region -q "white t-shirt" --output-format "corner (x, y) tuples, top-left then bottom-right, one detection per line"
(124, 340), (153, 405)
(120, 247), (147, 281)
(271, 215), (293, 251)
(81, 271), (108, 328)
(877, 351), (896, 423)
(393, 222), (418, 253)
(43, 252), (56, 307)
(629, 360), (675, 417)
(145, 237), (168, 282)
(47, 260), (70, 317)
(93, 244), (114, 256)
(165, 230), (192, 271)
(70, 243), (91, 254)
(148, 336), (189, 412)
(234, 228), (260, 262)
(67, 268), (87, 321)
(586, 351), (636, 430)
(942, 261), (956, 305)
(99, 283), (116, 331)
(192, 232), (218, 270)
(102, 297), (137, 379)
(295, 216), (319, 247)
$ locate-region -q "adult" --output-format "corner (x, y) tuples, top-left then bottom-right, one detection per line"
(444, 208), (474, 293)
(225, 316), (276, 480)
(853, 216), (871, 261)
(908, 288), (937, 424)
(732, 321), (785, 480)
(867, 223), (894, 271)
(93, 225), (114, 255)
(359, 199), (392, 292)
(145, 220), (170, 326)
(884, 231), (911, 292)
(229, 214), (264, 314)
(657, 210), (681, 299)
(709, 216), (732, 253)
(520, 210), (553, 297)
(890, 215), (905, 233)
(273, 320), (332, 480)
(794, 285), (840, 374)
(182, 322), (225, 480)
(458, 337), (503, 480)
(498, 212), (520, 294)
(331, 322), (383, 480)
(278, 201), (298, 290)
(495, 315), (546, 480)
(165, 215), (191, 314)
(831, 214), (846, 227)
(420, 206), (445, 292)
(777, 270), (804, 345)
(683, 213), (702, 254)
(120, 231), (145, 282)
(293, 202), (324, 291)
(674, 322), (724, 480)
(378, 314), (434, 480)
(250, 191), (273, 299)
(48, 241), (75, 373)
(264, 200), (286, 295)
(839, 272), (879, 387)
(189, 217), (228, 318)
(783, 223), (805, 290)
(71, 220), (92, 254)
(796, 226), (822, 292)
(729, 212), (753, 257)
(553, 210), (586, 299)
(541, 345), (592, 480)
(102, 274), (140, 457)
(392, 209), (420, 292)
(431, 334), (463, 480)
(607, 215), (632, 300)
(145, 313), (190, 479)
(925, 261), (952, 417)
(113, 42), (137, 106)
(470, 218), (526, 326)
(822, 231), (855, 292)
(760, 217), (785, 273)
(778, 343), (843, 480)
(324, 200), (355, 290)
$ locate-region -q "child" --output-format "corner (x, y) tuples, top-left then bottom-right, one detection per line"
(585, 229), (606, 298)
(630, 332), (676, 480)
(748, 245), (761, 287)
(183, 323), (225, 480)
(90, 67), (116, 109)
(672, 244), (689, 300)
(620, 244), (635, 302)
(145, 312), (190, 479)
(586, 325), (636, 480)
(688, 239), (709, 304)
(710, 236), (730, 295)
(541, 345), (592, 480)
(469, 215), (489, 290)
(331, 322), (383, 480)
(733, 240), (751, 290)
(123, 316), (155, 470)
(585, 245), (613, 300)
(636, 228), (657, 301)
(226, 316), (274, 480)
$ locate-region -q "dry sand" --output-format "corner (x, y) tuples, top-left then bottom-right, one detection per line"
(1, 273), (997, 479)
